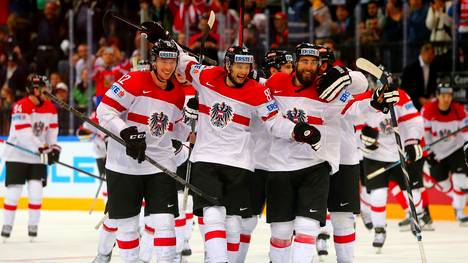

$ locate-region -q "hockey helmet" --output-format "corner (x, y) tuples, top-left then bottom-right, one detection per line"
(265, 49), (294, 70)
(26, 74), (49, 94)
(151, 39), (179, 61)
(437, 82), (454, 95)
(224, 46), (255, 69)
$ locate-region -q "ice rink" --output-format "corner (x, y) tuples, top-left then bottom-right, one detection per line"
(1, 211), (467, 263)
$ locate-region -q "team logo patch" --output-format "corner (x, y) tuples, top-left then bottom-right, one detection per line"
(210, 102), (234, 128)
(148, 112), (169, 137)
(111, 84), (125, 98)
(286, 108), (307, 123)
(339, 90), (351, 102)
(33, 121), (45, 137)
(379, 119), (393, 135)
(438, 129), (452, 141)
(11, 114), (25, 121)
(404, 102), (415, 110)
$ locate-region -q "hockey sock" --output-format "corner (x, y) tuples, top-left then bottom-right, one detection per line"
(3, 185), (23, 226)
(389, 181), (408, 212)
(99, 218), (118, 255)
(331, 212), (356, 263)
(139, 216), (154, 262)
(238, 216), (258, 262)
(269, 221), (294, 263)
(152, 213), (176, 262)
(370, 188), (388, 228)
(27, 180), (43, 227)
(116, 215), (140, 262)
(175, 191), (186, 255)
(292, 216), (320, 263)
(184, 195), (194, 248)
(226, 215), (242, 262)
(411, 188), (423, 214)
(421, 188), (429, 209)
(452, 173), (467, 213)
(203, 206), (228, 262)
(320, 214), (332, 235)
(360, 186), (372, 217)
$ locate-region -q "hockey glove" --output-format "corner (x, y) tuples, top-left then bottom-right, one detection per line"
(140, 21), (171, 43)
(184, 97), (199, 120)
(361, 125), (379, 154)
(120, 126), (147, 163)
(425, 151), (439, 166)
(76, 127), (93, 141)
(39, 144), (61, 165)
(370, 72), (399, 113)
(171, 139), (183, 154)
(316, 66), (352, 102)
(292, 122), (321, 151)
(464, 141), (468, 166)
(404, 139), (423, 162)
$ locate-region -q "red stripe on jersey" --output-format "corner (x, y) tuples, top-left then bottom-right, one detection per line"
(28, 203), (41, 210)
(186, 61), (197, 82)
(103, 223), (118, 232)
(4, 204), (17, 210)
(424, 127), (432, 132)
(49, 123), (58, 128)
(270, 238), (292, 248)
(199, 104), (250, 126)
(145, 224), (155, 234)
(240, 234), (251, 243)
(341, 90), (372, 115)
(398, 112), (419, 123)
(371, 205), (386, 212)
(101, 95), (126, 112)
(127, 112), (174, 131)
(175, 218), (186, 227)
(15, 124), (31, 130)
(117, 239), (139, 249)
(186, 213), (194, 219)
(333, 233), (356, 244)
(307, 115), (324, 125)
(261, 110), (278, 121)
(354, 124), (364, 131)
(205, 230), (226, 241)
(154, 237), (177, 246)
(294, 234), (316, 244)
(227, 242), (240, 251)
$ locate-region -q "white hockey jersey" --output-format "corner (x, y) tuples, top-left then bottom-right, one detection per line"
(82, 111), (107, 159)
(177, 55), (295, 172)
(3, 97), (58, 164)
(97, 71), (191, 175)
(421, 100), (468, 160)
(359, 89), (425, 162)
(266, 71), (373, 174)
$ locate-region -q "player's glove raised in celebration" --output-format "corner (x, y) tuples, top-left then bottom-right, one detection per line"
(184, 97), (199, 120)
(120, 126), (147, 163)
(139, 21), (171, 43)
(292, 122), (321, 151)
(317, 66), (352, 102)
(370, 72), (399, 113)
(404, 139), (423, 162)
(39, 144), (61, 165)
(360, 125), (379, 154)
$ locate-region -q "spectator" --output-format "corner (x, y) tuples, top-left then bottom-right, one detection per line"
(53, 82), (69, 102)
(215, 0), (239, 49)
(49, 71), (62, 91)
(426, 0), (452, 42)
(312, 0), (333, 40)
(359, 0), (384, 44)
(73, 68), (92, 113)
(74, 44), (93, 85)
(401, 43), (439, 110)
(188, 13), (220, 62)
(243, 23), (266, 67)
(150, 0), (176, 35)
(407, 0), (430, 43)
(331, 4), (355, 44)
(0, 52), (28, 100)
(172, 0), (203, 37)
(93, 46), (116, 105)
(271, 12), (288, 49)
(381, 0), (404, 42)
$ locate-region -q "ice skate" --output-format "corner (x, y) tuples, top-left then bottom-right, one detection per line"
(1, 225), (12, 242)
(372, 227), (386, 254)
(361, 212), (373, 231)
(420, 207), (434, 231)
(28, 225), (38, 242)
(316, 233), (329, 261)
(181, 240), (192, 256)
(398, 215), (411, 232)
(91, 252), (112, 263)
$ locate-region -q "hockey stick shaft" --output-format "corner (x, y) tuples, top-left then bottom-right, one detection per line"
(366, 124), (468, 179)
(0, 139), (104, 181)
(238, 0), (245, 46)
(89, 176), (104, 214)
(107, 12), (217, 66)
(43, 91), (220, 206)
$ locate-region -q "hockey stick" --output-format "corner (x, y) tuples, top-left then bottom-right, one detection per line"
(95, 213), (108, 230)
(181, 11), (216, 211)
(103, 11), (217, 66)
(356, 58), (427, 263)
(367, 124), (468, 180)
(0, 139), (104, 181)
(238, 0), (245, 46)
(89, 172), (105, 214)
(43, 91), (220, 206)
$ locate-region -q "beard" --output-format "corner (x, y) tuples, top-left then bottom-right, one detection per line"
(296, 68), (315, 87)
(227, 71), (247, 88)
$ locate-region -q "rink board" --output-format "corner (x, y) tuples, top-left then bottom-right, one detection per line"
(0, 137), (466, 220)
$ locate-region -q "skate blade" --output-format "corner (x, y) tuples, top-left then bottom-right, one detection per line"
(376, 247), (383, 254)
(459, 222), (468, 227)
(29, 236), (36, 242)
(2, 237), (8, 243)
(399, 225), (411, 232)
(422, 224), (435, 231)
(319, 255), (326, 262)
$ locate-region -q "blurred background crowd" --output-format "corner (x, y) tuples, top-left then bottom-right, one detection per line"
(0, 0), (467, 135)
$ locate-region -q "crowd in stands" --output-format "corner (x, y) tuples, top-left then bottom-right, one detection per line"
(0, 0), (466, 135)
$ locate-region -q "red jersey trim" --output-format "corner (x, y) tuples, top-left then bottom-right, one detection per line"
(307, 115), (324, 125)
(186, 61), (197, 83)
(199, 104), (250, 126)
(398, 112), (419, 123)
(49, 123), (58, 128)
(102, 95), (127, 112)
(127, 112), (174, 131)
(15, 124), (32, 130)
(261, 110), (279, 121)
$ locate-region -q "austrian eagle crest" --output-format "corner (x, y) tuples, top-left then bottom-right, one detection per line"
(149, 112), (169, 137)
(32, 121), (45, 137)
(286, 108), (306, 123)
(210, 102), (234, 128)
(379, 118), (393, 135)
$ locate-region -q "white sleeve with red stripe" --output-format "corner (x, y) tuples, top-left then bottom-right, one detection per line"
(46, 107), (59, 146)
(395, 90), (424, 143)
(177, 47), (199, 82)
(421, 107), (434, 146)
(10, 102), (43, 151)
(96, 81), (133, 135)
(257, 89), (295, 140)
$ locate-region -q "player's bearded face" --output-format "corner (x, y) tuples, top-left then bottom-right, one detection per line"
(155, 58), (177, 81)
(228, 63), (251, 87)
(296, 57), (319, 87)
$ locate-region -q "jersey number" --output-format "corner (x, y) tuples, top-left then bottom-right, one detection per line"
(117, 74), (131, 85)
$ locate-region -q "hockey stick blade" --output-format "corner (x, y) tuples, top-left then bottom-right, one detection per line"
(208, 10), (216, 30)
(356, 58), (385, 84)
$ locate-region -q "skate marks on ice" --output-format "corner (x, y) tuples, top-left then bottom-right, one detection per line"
(1, 211), (468, 262)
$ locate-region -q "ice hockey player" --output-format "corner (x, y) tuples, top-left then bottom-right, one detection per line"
(175, 42), (321, 262)
(96, 39), (191, 263)
(1, 74), (60, 242)
(421, 83), (468, 225)
(236, 49), (295, 262)
(359, 80), (426, 252)
(264, 43), (397, 263)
